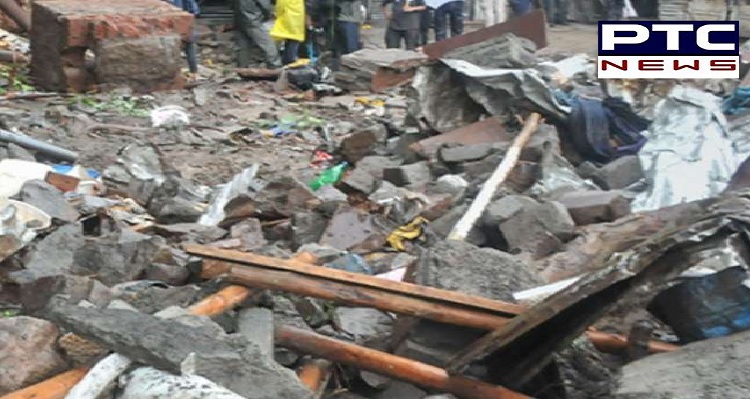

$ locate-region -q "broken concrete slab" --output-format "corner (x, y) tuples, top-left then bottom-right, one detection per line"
(43, 303), (313, 399)
(334, 49), (429, 92)
(615, 329), (750, 399)
(354, 155), (403, 180)
(556, 190), (631, 225)
(230, 218), (267, 251)
(416, 240), (543, 301)
(10, 223), (85, 285)
(340, 166), (381, 195)
(383, 161), (431, 188)
(339, 125), (389, 164)
(0, 316), (67, 394)
(237, 307), (275, 355)
(18, 180), (79, 222)
(319, 206), (390, 252)
(438, 143), (493, 164)
(332, 307), (393, 349)
(443, 33), (538, 69)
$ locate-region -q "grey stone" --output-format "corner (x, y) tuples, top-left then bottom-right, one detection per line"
(332, 307), (393, 349)
(237, 308), (275, 355)
(341, 167), (380, 195)
(147, 176), (209, 224)
(438, 144), (492, 164)
(7, 143), (36, 161)
(271, 296), (311, 366)
(95, 35), (183, 93)
(144, 263), (190, 286)
(433, 174), (469, 198)
(293, 297), (329, 328)
(356, 155), (402, 180)
(230, 218), (267, 250)
(444, 33), (538, 69)
(615, 330), (750, 399)
(103, 143), (170, 205)
(372, 381), (427, 399)
(557, 190), (631, 225)
(291, 212), (328, 250)
(43, 304), (313, 399)
(0, 316), (66, 395)
(18, 274), (110, 313)
(119, 367), (244, 399)
(152, 223), (227, 244)
(430, 204), (486, 246)
(535, 201), (576, 241)
(383, 162), (432, 188)
(594, 155), (645, 190)
(18, 180), (79, 222)
(416, 240), (542, 301)
(340, 125), (388, 164)
(482, 195), (538, 226)
(110, 283), (201, 315)
(11, 224), (85, 285)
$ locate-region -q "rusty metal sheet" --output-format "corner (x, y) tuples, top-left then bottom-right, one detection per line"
(409, 117), (513, 158)
(422, 10), (547, 59)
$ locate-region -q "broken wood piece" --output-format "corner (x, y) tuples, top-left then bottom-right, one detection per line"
(186, 244), (525, 317)
(187, 285), (253, 316)
(220, 260), (511, 330)
(445, 205), (743, 387)
(63, 354), (131, 399)
(236, 67), (281, 79)
(0, 367), (89, 399)
(0, 49), (27, 63)
(276, 325), (531, 399)
(448, 112), (542, 241)
(297, 359), (333, 398)
(0, 0), (31, 32)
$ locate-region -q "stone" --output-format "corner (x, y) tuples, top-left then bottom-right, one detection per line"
(557, 190), (631, 225)
(144, 263), (190, 286)
(482, 195), (537, 226)
(10, 223), (85, 285)
(246, 175), (320, 221)
(319, 206), (390, 252)
(383, 161), (431, 188)
(614, 329), (750, 399)
(151, 223), (227, 244)
(356, 155), (402, 180)
(119, 367), (245, 399)
(372, 381), (427, 399)
(18, 274), (113, 314)
(103, 143), (171, 205)
(593, 155), (645, 190)
(335, 48), (428, 92)
(291, 212), (328, 250)
(147, 176), (209, 224)
(416, 240), (542, 301)
(340, 167), (380, 195)
(444, 33), (538, 69)
(18, 180), (80, 222)
(433, 174), (469, 198)
(430, 204), (486, 246)
(295, 244), (346, 264)
(230, 218), (267, 251)
(43, 303), (313, 399)
(0, 316), (67, 394)
(109, 282), (200, 315)
(271, 296), (311, 366)
(7, 143), (36, 161)
(332, 307), (393, 349)
(237, 308), (275, 355)
(340, 125), (388, 164)
(30, 0), (192, 92)
(438, 144), (492, 164)
(293, 297), (329, 328)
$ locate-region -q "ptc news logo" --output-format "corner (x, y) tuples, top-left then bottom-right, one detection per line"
(598, 21), (740, 79)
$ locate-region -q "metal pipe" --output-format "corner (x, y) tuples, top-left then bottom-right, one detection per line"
(0, 0), (30, 32)
(0, 129), (78, 163)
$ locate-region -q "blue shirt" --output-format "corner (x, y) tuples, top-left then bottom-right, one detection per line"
(169, 0), (200, 15)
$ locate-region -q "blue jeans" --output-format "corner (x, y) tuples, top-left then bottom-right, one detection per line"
(434, 1), (463, 42)
(543, 0), (567, 24)
(337, 21), (360, 55)
(282, 40), (301, 65)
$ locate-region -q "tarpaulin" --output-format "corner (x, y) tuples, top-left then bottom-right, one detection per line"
(270, 0), (305, 42)
(632, 85), (739, 212)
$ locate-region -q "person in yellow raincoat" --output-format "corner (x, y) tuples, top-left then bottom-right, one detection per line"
(271, 0), (308, 65)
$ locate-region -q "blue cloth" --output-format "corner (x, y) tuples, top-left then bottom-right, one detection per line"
(509, 0), (532, 16)
(169, 0), (200, 15)
(722, 87), (750, 116)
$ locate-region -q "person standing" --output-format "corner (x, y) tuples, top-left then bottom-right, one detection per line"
(542, 0), (568, 25)
(168, 0), (200, 73)
(335, 0), (364, 55)
(271, 0), (307, 65)
(433, 0), (462, 42)
(383, 0), (426, 50)
(235, 0), (282, 68)
(419, 7), (431, 46)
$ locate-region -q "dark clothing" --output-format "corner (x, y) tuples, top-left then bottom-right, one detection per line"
(283, 40), (302, 64)
(419, 9), (430, 46)
(337, 20), (361, 54)
(384, 0), (423, 31)
(234, 0), (281, 68)
(385, 27), (419, 49)
(603, 0), (624, 20)
(168, 0), (200, 72)
(433, 0), (462, 41)
(542, 0), (567, 24)
(509, 0), (532, 16)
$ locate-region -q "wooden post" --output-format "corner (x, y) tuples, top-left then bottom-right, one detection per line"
(276, 325), (531, 399)
(448, 113), (541, 241)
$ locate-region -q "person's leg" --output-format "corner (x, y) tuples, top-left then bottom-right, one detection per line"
(336, 21), (358, 55)
(555, 0), (568, 24)
(385, 26), (401, 48)
(419, 10), (430, 45)
(448, 0), (463, 37)
(433, 4), (448, 41)
(235, 29), (252, 67)
(404, 29), (419, 50)
(243, 22), (282, 67)
(282, 40), (300, 65)
(542, 0), (553, 24)
(185, 29), (199, 73)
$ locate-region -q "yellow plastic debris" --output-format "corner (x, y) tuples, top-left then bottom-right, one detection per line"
(387, 216), (429, 251)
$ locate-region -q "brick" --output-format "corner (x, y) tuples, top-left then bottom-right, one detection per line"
(557, 190), (631, 226)
(31, 0), (192, 93)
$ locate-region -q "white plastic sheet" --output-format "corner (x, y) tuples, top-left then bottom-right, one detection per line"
(632, 85), (740, 212)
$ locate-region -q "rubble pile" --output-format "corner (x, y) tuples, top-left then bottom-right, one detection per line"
(4, 8), (750, 399)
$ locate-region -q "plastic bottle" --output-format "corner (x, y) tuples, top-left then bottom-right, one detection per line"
(309, 161), (348, 191)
